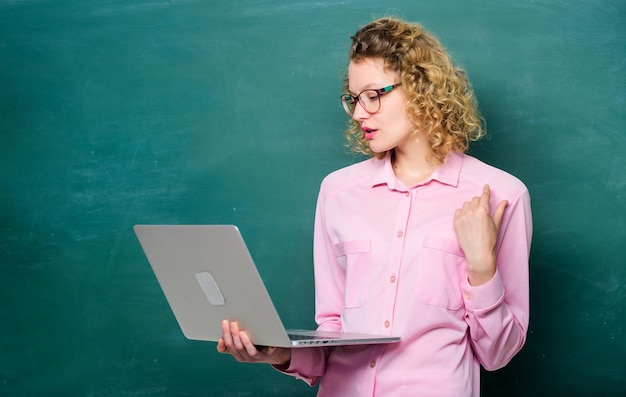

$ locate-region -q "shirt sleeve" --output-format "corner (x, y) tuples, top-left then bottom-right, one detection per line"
(462, 187), (532, 371)
(312, 180), (347, 333)
(272, 346), (329, 386)
(273, 181), (339, 383)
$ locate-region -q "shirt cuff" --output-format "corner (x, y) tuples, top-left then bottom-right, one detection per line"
(272, 348), (320, 386)
(462, 270), (505, 312)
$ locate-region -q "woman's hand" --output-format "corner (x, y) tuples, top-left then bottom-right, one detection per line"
(454, 184), (508, 286)
(217, 320), (292, 366)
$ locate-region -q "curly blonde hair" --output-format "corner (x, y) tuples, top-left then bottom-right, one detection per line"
(344, 17), (485, 163)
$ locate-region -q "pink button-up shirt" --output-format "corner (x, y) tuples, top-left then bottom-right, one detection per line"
(278, 152), (532, 396)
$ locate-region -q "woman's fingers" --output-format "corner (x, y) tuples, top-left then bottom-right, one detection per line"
(217, 320), (292, 365)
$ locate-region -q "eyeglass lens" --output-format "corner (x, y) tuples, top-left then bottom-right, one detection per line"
(342, 90), (381, 116)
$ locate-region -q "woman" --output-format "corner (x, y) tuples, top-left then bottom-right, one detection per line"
(218, 17), (532, 396)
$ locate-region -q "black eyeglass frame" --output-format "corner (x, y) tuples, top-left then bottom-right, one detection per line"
(340, 83), (402, 116)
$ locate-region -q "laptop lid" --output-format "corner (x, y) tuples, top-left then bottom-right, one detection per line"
(134, 225), (399, 348)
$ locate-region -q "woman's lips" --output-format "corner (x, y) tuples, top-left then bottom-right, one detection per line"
(362, 127), (377, 140)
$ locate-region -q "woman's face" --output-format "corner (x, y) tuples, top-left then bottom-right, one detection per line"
(347, 57), (414, 154)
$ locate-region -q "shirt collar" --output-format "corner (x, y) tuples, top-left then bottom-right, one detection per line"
(370, 151), (463, 189)
(430, 151), (462, 187)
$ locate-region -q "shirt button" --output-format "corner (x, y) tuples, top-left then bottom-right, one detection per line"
(465, 293), (471, 300)
(384, 320), (390, 328)
(370, 360), (376, 368)
(396, 230), (404, 238)
(405, 192), (410, 197)
(390, 275), (396, 283)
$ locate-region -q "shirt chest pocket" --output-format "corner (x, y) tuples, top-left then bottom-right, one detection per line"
(333, 239), (371, 309)
(415, 235), (465, 310)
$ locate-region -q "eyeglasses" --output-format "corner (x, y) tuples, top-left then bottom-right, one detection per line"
(340, 83), (401, 116)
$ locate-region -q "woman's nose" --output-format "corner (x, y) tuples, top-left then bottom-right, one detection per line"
(351, 100), (369, 121)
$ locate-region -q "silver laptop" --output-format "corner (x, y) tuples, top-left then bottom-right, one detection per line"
(134, 225), (400, 348)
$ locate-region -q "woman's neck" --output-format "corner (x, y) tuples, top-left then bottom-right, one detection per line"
(391, 145), (440, 187)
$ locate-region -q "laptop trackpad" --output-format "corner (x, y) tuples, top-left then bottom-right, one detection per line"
(195, 272), (225, 306)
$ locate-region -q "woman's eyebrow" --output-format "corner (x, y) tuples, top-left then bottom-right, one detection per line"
(347, 82), (389, 94)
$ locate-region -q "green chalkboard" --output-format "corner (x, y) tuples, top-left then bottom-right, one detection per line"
(1, 0), (624, 396)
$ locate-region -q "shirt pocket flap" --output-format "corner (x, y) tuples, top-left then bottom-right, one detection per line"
(333, 239), (371, 257)
(422, 234), (464, 257)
